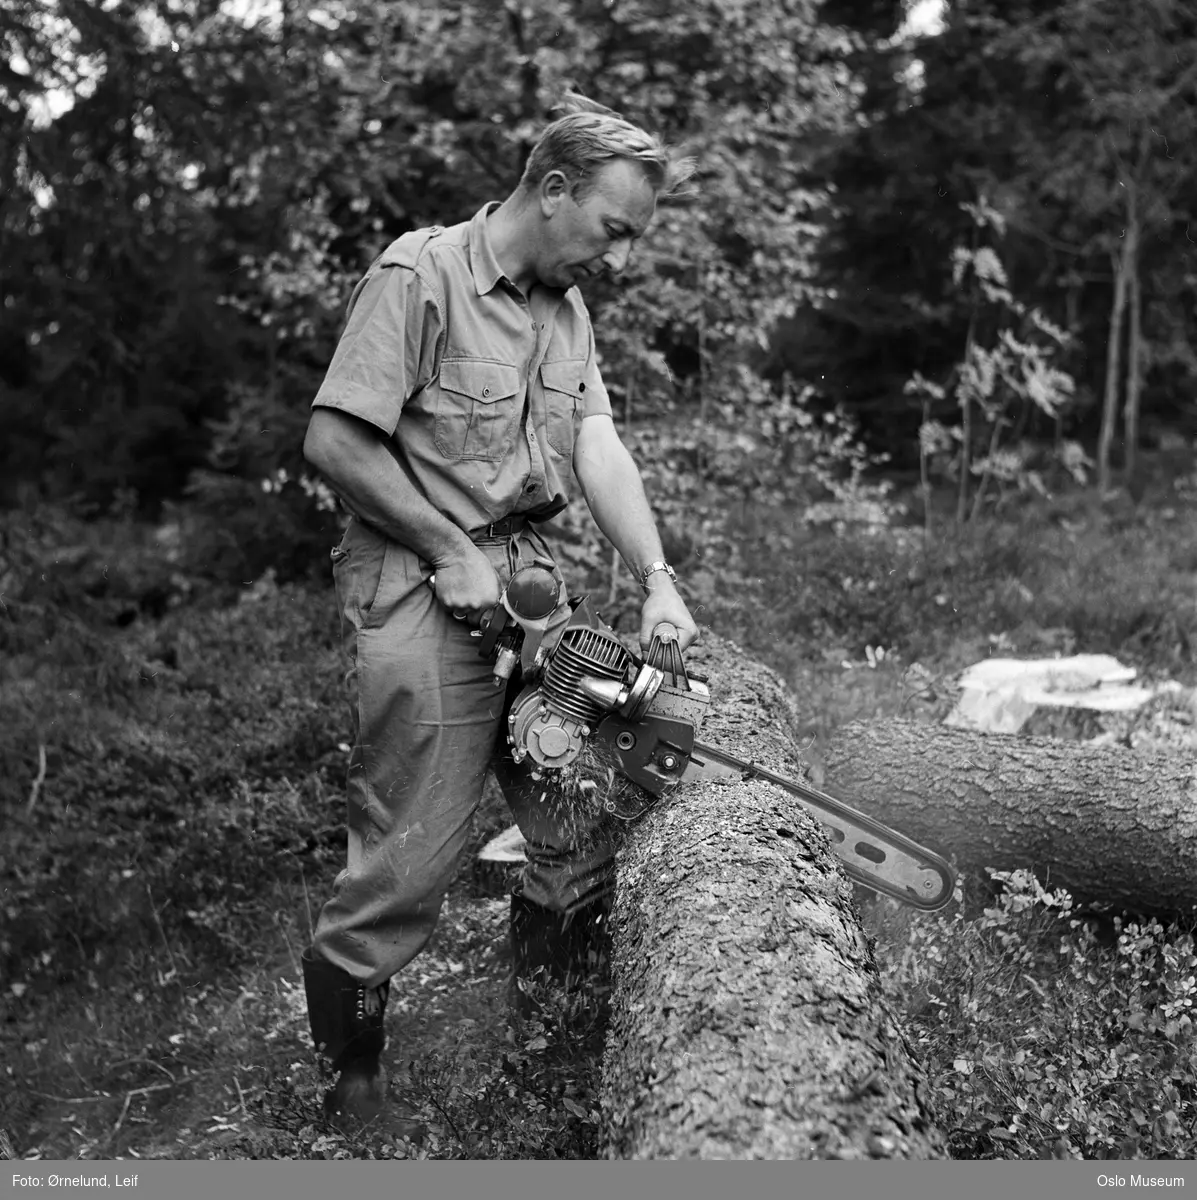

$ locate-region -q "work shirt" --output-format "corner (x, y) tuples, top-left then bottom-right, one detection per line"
(311, 202), (613, 532)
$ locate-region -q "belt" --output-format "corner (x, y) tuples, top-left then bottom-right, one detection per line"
(469, 514), (528, 541)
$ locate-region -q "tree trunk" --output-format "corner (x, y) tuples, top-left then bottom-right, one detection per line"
(816, 718), (1197, 914)
(956, 326), (975, 526)
(968, 413), (1004, 523)
(1123, 196), (1143, 485)
(696, 256), (708, 427)
(1097, 233), (1131, 493)
(920, 396), (934, 543)
(601, 635), (946, 1160)
(956, 222), (982, 526)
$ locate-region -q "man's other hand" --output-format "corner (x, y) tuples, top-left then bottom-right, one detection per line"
(430, 545), (503, 623)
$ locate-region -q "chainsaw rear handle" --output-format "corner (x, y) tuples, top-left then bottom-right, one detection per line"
(425, 572), (492, 626)
(429, 559), (558, 631)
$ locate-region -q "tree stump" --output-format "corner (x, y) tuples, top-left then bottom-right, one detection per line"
(600, 633), (946, 1159)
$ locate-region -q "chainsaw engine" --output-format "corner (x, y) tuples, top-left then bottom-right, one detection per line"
(502, 594), (710, 784)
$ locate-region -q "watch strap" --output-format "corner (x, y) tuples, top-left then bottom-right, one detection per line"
(640, 561), (677, 589)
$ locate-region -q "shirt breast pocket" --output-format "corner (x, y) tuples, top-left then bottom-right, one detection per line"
(539, 359), (586, 457)
(435, 358), (521, 461)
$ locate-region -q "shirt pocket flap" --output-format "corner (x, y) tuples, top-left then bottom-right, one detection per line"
(539, 360), (587, 400)
(440, 359), (520, 403)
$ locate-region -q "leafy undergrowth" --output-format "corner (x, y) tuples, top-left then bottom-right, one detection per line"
(0, 508), (601, 1159)
(717, 491), (1197, 754)
(869, 873), (1197, 1160)
(3, 888), (603, 1160)
(739, 501), (1196, 679)
(3, 484), (1197, 1160)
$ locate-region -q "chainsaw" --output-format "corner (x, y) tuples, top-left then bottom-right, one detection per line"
(470, 561), (956, 912)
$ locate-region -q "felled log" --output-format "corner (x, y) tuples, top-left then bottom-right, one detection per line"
(818, 719), (1197, 914)
(600, 633), (945, 1160)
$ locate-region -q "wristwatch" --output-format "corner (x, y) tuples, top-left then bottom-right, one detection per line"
(639, 561), (677, 591)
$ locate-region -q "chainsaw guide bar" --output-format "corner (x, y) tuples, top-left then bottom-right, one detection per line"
(685, 740), (956, 912)
(591, 710), (955, 912)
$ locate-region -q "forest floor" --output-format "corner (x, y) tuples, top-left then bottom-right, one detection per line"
(4, 471), (1197, 1160)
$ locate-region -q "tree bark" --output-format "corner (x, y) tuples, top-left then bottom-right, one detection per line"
(817, 718), (1197, 914)
(600, 634), (946, 1160)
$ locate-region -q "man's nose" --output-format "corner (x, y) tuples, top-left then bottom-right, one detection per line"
(601, 239), (633, 276)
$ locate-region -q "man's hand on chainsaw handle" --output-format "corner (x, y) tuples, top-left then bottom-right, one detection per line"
(429, 543), (502, 623)
(303, 410), (501, 624)
(639, 577), (699, 654)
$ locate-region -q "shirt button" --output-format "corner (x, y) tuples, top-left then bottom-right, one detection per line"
(482, 386), (491, 397)
(525, 484), (536, 494)
(578, 382), (586, 392)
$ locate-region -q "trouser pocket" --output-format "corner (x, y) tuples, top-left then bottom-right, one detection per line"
(333, 519), (415, 630)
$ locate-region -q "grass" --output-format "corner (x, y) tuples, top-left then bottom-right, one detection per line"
(2, 475), (1196, 1160)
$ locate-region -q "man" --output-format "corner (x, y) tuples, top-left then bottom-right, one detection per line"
(300, 94), (699, 1127)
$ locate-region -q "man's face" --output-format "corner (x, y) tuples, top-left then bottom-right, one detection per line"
(537, 158), (658, 290)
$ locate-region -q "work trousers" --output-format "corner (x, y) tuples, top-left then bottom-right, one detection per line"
(311, 516), (617, 989)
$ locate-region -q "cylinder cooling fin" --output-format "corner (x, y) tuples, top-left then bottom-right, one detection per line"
(541, 626), (632, 727)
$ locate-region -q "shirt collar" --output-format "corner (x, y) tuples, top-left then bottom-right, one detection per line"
(469, 201), (571, 300)
(468, 202), (508, 296)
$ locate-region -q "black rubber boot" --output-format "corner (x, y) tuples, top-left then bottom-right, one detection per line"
(508, 892), (611, 1019)
(302, 947), (390, 1126)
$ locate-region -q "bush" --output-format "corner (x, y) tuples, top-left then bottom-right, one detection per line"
(730, 499), (1197, 672)
(543, 385), (901, 640)
(0, 581), (346, 991)
(183, 382), (343, 586)
(874, 870), (1197, 1160)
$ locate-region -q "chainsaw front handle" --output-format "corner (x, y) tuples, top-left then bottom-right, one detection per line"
(646, 624), (690, 688)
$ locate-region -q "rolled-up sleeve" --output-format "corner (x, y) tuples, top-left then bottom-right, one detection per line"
(311, 266), (441, 436)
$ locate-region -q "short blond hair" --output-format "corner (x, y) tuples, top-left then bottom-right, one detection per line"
(521, 92), (696, 199)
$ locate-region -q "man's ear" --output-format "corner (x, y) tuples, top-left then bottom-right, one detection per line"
(538, 170), (571, 218)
